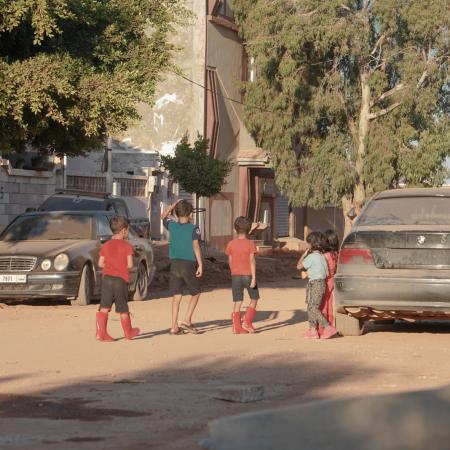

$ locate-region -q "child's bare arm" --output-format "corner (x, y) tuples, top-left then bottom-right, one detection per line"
(296, 249), (310, 270)
(193, 240), (203, 277)
(160, 200), (181, 220)
(98, 256), (105, 268)
(127, 255), (133, 269)
(228, 255), (232, 270)
(250, 253), (256, 288)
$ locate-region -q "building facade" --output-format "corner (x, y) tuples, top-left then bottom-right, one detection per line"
(65, 0), (344, 248)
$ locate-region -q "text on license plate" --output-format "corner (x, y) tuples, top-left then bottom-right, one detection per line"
(0, 274), (27, 283)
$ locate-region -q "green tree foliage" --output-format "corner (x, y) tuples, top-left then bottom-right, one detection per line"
(234, 0), (450, 230)
(0, 0), (188, 156)
(161, 135), (233, 201)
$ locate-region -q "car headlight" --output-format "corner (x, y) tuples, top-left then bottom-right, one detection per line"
(41, 259), (52, 271)
(54, 253), (69, 271)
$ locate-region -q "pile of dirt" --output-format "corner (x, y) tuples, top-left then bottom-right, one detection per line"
(151, 242), (301, 290)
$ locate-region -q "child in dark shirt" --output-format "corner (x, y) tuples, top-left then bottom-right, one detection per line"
(96, 216), (140, 341)
(225, 216), (260, 334)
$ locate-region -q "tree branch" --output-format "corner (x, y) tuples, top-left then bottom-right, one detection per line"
(370, 34), (386, 56)
(299, 9), (318, 17)
(368, 102), (402, 120)
(416, 70), (428, 88)
(370, 83), (404, 107)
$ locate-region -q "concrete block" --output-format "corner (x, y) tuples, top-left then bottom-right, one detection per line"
(0, 193), (9, 204)
(5, 183), (19, 194)
(5, 204), (25, 215)
(204, 384), (450, 450)
(213, 385), (264, 403)
(19, 183), (48, 194)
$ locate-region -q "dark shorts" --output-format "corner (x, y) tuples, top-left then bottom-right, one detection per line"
(169, 259), (201, 296)
(100, 275), (129, 313)
(231, 275), (260, 302)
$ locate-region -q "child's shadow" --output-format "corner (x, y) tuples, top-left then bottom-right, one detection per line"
(139, 309), (307, 338)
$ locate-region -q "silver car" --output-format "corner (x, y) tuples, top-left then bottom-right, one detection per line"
(335, 188), (450, 335)
(0, 211), (155, 305)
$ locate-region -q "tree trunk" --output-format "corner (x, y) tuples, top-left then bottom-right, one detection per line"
(341, 72), (371, 237)
(195, 194), (200, 226)
(353, 71), (371, 215)
(341, 195), (355, 237)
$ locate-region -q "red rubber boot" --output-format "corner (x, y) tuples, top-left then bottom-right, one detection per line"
(96, 312), (115, 342)
(242, 307), (257, 333)
(232, 312), (248, 334)
(120, 313), (140, 340)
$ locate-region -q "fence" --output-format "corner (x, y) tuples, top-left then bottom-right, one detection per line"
(67, 175), (147, 197)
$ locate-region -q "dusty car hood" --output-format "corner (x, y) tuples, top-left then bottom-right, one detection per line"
(0, 240), (93, 257)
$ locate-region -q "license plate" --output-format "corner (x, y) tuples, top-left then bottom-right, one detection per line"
(0, 274), (27, 283)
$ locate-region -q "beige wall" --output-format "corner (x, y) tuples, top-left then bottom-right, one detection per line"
(116, 0), (206, 155)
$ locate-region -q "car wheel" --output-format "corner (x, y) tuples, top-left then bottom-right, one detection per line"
(335, 312), (363, 336)
(132, 262), (148, 301)
(71, 265), (93, 306)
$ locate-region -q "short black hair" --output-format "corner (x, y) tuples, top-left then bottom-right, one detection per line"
(234, 216), (252, 234)
(174, 200), (193, 218)
(324, 229), (340, 252)
(306, 231), (325, 252)
(110, 216), (129, 234)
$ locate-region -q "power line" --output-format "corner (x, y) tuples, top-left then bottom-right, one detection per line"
(173, 71), (292, 117)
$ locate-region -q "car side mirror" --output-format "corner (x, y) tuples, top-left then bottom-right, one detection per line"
(347, 207), (357, 221)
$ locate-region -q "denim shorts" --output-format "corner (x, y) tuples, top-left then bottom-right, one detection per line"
(231, 275), (260, 302)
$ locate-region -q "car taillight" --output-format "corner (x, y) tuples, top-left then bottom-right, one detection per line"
(338, 243), (374, 265)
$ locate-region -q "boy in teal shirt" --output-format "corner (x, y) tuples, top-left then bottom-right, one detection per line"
(161, 200), (203, 334)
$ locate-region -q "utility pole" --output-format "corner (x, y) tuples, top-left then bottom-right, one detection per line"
(106, 136), (113, 193)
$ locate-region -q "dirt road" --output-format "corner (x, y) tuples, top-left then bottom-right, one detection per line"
(1, 277), (450, 450)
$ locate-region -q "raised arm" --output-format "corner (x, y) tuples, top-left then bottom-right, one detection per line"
(160, 199), (181, 220)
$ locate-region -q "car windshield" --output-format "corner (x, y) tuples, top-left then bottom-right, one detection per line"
(39, 196), (104, 211)
(357, 197), (450, 226)
(0, 215), (93, 241)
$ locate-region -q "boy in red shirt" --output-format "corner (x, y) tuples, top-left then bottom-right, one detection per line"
(225, 216), (260, 334)
(95, 216), (140, 341)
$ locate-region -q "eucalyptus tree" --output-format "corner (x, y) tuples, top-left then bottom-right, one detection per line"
(234, 0), (450, 231)
(0, 0), (188, 156)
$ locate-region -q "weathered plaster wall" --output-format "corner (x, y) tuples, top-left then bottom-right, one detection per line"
(113, 0), (206, 155)
(0, 167), (60, 230)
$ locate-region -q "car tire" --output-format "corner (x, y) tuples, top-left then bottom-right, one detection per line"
(71, 265), (93, 306)
(335, 312), (363, 336)
(132, 262), (148, 301)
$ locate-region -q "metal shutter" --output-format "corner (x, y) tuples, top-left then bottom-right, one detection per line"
(275, 196), (289, 237)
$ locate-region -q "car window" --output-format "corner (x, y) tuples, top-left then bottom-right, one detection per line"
(1, 214), (93, 241)
(114, 201), (128, 217)
(40, 196), (104, 211)
(98, 215), (113, 236)
(358, 197), (450, 226)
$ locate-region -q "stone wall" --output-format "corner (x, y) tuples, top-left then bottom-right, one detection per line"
(0, 161), (60, 231)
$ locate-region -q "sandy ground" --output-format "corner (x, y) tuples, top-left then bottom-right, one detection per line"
(1, 255), (450, 449)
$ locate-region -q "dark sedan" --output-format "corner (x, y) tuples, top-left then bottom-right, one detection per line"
(0, 211), (155, 305)
(335, 187), (450, 335)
